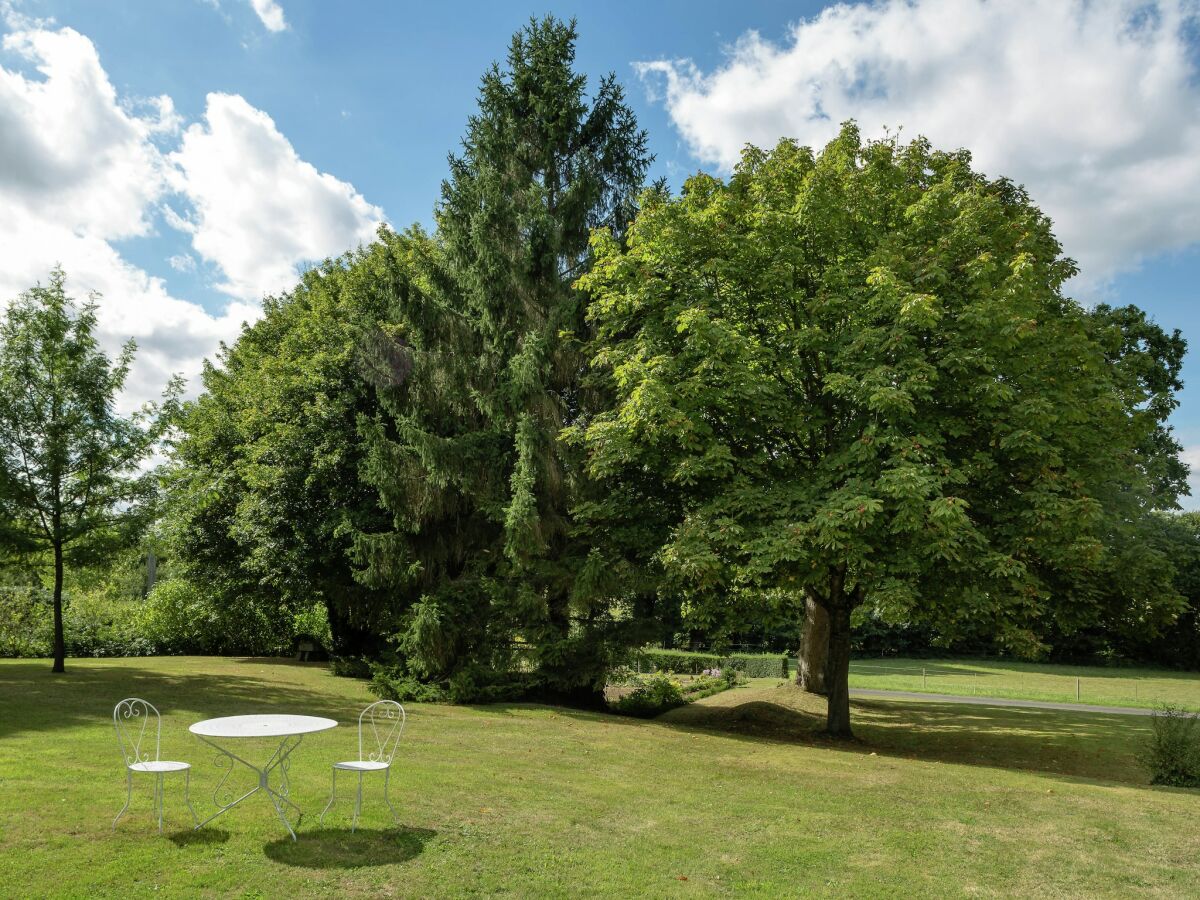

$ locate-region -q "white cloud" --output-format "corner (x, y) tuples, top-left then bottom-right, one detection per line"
(168, 93), (384, 301)
(0, 15), (381, 408)
(168, 253), (197, 273)
(248, 0), (286, 32)
(638, 0), (1200, 288)
(0, 25), (172, 240)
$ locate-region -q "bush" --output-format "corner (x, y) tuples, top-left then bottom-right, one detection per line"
(1143, 705), (1200, 787)
(634, 648), (790, 679)
(0, 586), (51, 657)
(370, 665), (450, 703)
(64, 594), (154, 657)
(292, 603), (333, 654)
(612, 672), (686, 718)
(139, 578), (293, 656)
(0, 586), (153, 658)
(368, 661), (537, 704)
(330, 655), (373, 678)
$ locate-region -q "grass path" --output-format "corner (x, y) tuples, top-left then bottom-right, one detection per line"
(1, 657), (1197, 898)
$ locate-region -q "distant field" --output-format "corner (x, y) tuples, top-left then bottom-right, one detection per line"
(843, 657), (1200, 711)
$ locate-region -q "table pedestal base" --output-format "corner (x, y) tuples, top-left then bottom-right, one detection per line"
(194, 733), (305, 840)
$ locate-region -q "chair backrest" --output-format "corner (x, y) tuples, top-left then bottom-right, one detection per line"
(358, 700), (405, 765)
(113, 698), (161, 767)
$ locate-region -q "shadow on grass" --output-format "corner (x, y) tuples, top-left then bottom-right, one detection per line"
(263, 826), (436, 868)
(652, 686), (1161, 787)
(168, 827), (231, 847)
(0, 658), (372, 740)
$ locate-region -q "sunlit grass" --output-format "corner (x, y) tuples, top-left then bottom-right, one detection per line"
(844, 657), (1200, 710)
(1, 657), (1197, 898)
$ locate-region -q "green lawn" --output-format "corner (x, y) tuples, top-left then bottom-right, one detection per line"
(1, 657), (1197, 898)
(846, 657), (1200, 710)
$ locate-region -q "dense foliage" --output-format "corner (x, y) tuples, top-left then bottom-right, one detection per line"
(350, 17), (654, 704)
(634, 648), (790, 679)
(1143, 704), (1200, 787)
(165, 241), (401, 658)
(574, 125), (1185, 734)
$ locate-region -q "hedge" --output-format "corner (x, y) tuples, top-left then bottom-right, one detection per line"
(633, 648), (790, 679)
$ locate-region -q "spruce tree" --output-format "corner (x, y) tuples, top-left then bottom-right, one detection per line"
(355, 17), (651, 702)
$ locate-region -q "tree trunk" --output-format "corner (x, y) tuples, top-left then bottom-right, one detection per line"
(825, 601), (853, 738)
(51, 542), (65, 673)
(797, 593), (829, 694)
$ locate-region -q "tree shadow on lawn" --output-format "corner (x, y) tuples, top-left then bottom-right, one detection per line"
(263, 826), (436, 869)
(654, 689), (1159, 788)
(0, 658), (375, 740)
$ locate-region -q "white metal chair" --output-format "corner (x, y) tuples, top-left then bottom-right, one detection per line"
(112, 698), (197, 833)
(319, 700), (405, 831)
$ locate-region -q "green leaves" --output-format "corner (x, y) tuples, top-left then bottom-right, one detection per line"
(577, 120), (1186, 672)
(0, 269), (177, 560)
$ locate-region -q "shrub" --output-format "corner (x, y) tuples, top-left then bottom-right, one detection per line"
(292, 603), (333, 653)
(139, 578), (293, 656)
(1, 586), (153, 658)
(63, 594), (153, 658)
(368, 661), (537, 704)
(612, 672), (686, 718)
(1143, 705), (1200, 787)
(0, 586), (51, 657)
(370, 665), (450, 703)
(634, 648), (790, 679)
(330, 655), (373, 678)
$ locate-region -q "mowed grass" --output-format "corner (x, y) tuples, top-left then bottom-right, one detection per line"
(0, 658), (1197, 898)
(846, 657), (1200, 710)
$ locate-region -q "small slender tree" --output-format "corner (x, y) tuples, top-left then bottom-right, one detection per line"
(0, 269), (180, 672)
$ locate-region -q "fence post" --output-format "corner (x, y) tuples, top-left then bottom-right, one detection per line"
(1076, 677), (1081, 702)
(922, 667), (927, 690)
(973, 673), (977, 696)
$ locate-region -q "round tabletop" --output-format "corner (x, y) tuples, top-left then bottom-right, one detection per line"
(189, 714), (338, 738)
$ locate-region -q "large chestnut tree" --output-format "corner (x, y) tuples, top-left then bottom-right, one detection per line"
(573, 124), (1185, 736)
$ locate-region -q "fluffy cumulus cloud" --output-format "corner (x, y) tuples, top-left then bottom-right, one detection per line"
(638, 0), (1200, 287)
(0, 11), (381, 407)
(168, 93), (383, 301)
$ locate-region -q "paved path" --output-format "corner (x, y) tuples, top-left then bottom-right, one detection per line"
(849, 687), (1155, 716)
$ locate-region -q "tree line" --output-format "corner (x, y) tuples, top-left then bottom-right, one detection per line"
(0, 18), (1191, 736)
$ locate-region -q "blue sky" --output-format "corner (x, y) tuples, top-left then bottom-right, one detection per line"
(2, 0), (1200, 499)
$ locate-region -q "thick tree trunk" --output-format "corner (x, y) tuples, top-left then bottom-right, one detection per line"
(797, 593), (829, 694)
(825, 601), (853, 738)
(52, 542), (65, 674)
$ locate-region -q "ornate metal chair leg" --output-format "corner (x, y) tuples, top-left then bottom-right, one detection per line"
(352, 772), (363, 833)
(185, 768), (199, 826)
(383, 766), (399, 825)
(319, 767), (337, 826)
(113, 769), (132, 830)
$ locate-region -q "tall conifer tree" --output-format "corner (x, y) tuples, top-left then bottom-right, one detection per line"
(355, 17), (650, 702)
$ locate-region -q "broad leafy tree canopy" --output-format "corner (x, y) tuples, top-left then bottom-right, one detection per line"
(575, 124), (1185, 732)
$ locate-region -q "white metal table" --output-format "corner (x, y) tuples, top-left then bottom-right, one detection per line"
(190, 714), (337, 840)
